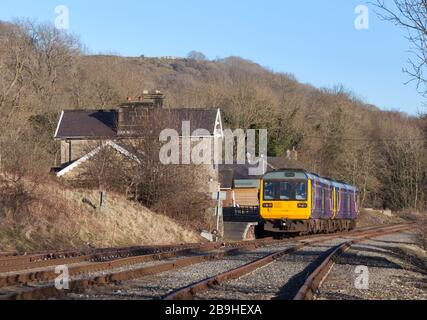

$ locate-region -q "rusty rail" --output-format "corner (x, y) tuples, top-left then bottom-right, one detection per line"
(0, 238), (288, 289)
(0, 239), (280, 300)
(0, 223), (413, 300)
(163, 244), (306, 300)
(0, 223), (398, 272)
(0, 237), (283, 274)
(0, 243), (213, 269)
(163, 224), (414, 300)
(0, 224), (388, 286)
(0, 243), (218, 273)
(293, 224), (415, 300)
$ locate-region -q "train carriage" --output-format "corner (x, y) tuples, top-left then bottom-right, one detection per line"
(259, 169), (359, 234)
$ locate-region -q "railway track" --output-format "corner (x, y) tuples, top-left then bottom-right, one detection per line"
(0, 222), (395, 272)
(0, 223), (414, 300)
(0, 224), (383, 275)
(0, 243), (219, 270)
(0, 240), (292, 299)
(162, 223), (413, 300)
(0, 223), (391, 272)
(0, 238), (280, 292)
(292, 224), (416, 300)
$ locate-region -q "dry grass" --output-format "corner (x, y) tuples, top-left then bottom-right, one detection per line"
(0, 178), (201, 253)
(396, 210), (427, 250)
(357, 208), (406, 227)
(60, 187), (202, 246)
(358, 209), (427, 251)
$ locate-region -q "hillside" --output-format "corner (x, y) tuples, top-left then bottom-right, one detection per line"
(0, 177), (200, 252)
(0, 19), (426, 216)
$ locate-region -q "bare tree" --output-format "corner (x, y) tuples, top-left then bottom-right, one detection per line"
(187, 51), (207, 61)
(73, 110), (215, 228)
(374, 1), (427, 97)
(0, 18), (426, 215)
(124, 110), (214, 226)
(0, 22), (31, 121)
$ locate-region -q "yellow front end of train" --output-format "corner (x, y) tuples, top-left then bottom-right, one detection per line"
(259, 171), (312, 220)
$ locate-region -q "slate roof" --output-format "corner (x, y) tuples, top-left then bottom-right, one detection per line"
(55, 108), (220, 139)
(55, 110), (117, 139)
(159, 108), (219, 135)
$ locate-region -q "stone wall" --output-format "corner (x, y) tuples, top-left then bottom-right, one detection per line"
(60, 139), (99, 165)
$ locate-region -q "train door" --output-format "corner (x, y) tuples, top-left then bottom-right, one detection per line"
(336, 188), (341, 218)
(312, 181), (321, 219)
(311, 180), (316, 217)
(321, 187), (325, 218)
(343, 190), (349, 218)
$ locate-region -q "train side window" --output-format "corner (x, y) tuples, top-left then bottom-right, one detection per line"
(325, 188), (331, 210)
(321, 188), (325, 211)
(348, 192), (351, 212)
(311, 184), (315, 208)
(313, 184), (319, 209)
(355, 192), (359, 212)
(336, 189), (340, 212)
(317, 185), (322, 210)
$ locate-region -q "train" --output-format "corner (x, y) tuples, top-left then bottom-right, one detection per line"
(258, 168), (359, 235)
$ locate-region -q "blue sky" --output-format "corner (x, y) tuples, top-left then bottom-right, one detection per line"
(0, 0), (424, 115)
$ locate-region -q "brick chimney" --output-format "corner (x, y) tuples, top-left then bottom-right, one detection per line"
(139, 90), (164, 108)
(117, 90), (165, 136)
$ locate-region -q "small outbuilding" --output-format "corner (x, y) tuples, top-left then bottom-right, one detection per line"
(218, 157), (301, 208)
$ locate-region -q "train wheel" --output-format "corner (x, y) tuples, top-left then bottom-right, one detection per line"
(311, 221), (316, 234)
(255, 223), (267, 239)
(330, 221), (334, 233)
(322, 221), (328, 234)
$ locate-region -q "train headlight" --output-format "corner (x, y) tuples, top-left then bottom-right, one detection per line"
(263, 203), (273, 208)
(298, 203), (308, 208)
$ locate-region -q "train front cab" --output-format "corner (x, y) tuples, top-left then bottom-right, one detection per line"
(259, 169), (359, 234)
(259, 170), (312, 233)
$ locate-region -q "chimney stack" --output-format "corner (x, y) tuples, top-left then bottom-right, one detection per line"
(117, 90), (165, 136)
(122, 91), (164, 108)
(141, 90), (164, 108)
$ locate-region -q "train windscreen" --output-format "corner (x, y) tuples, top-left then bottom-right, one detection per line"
(263, 181), (307, 201)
